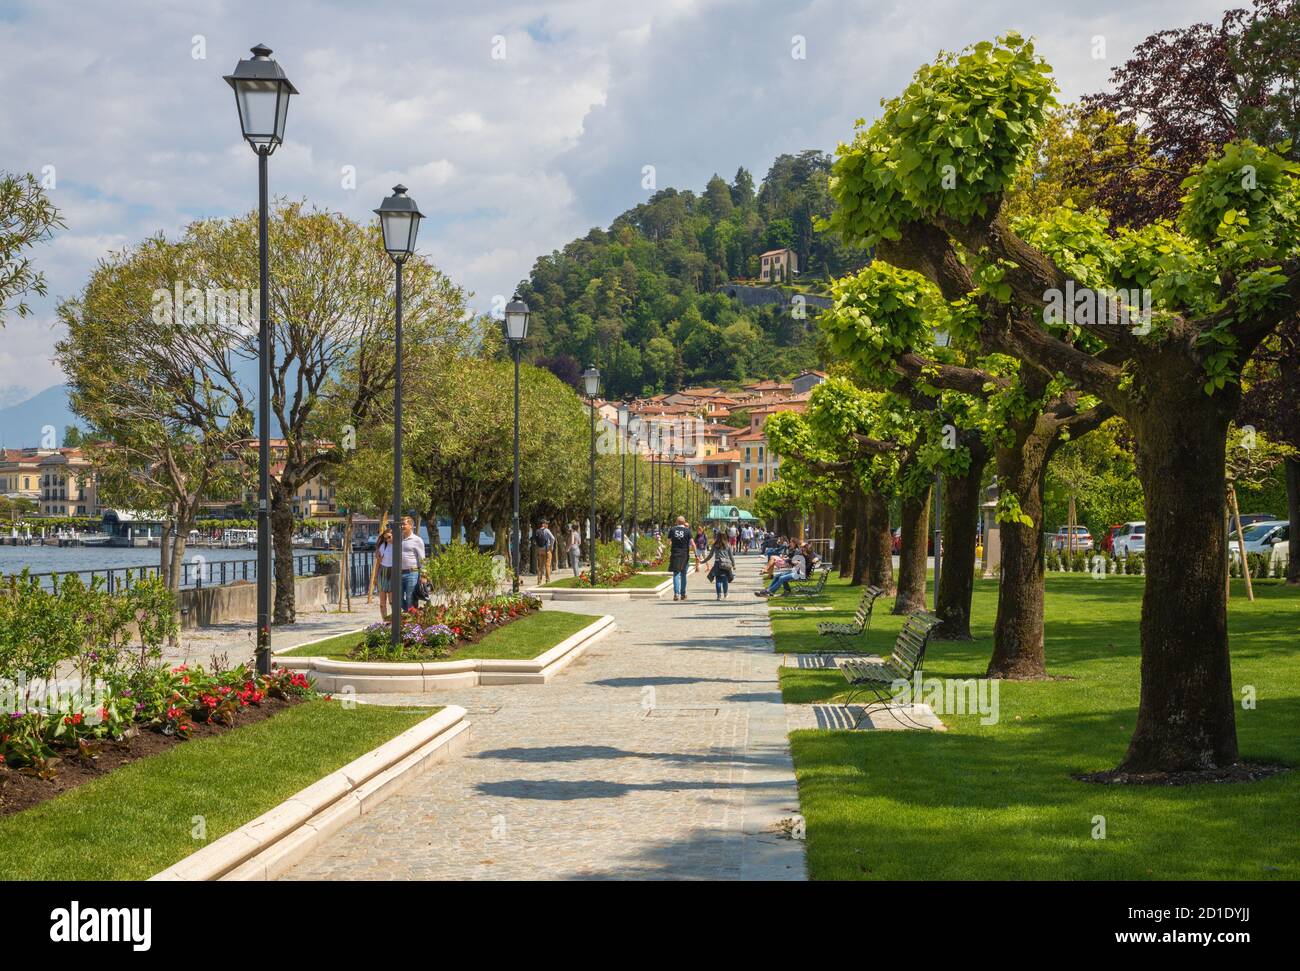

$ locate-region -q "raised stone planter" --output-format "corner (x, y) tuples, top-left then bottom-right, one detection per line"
(150, 705), (470, 881)
(528, 577), (672, 601)
(276, 614), (616, 692)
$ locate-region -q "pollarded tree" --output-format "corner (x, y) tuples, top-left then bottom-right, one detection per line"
(766, 377), (922, 600)
(191, 201), (477, 624)
(825, 32), (1300, 773)
(822, 262), (1108, 661)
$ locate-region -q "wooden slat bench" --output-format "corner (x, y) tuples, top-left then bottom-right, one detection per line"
(837, 612), (944, 719)
(786, 565), (831, 598)
(815, 585), (884, 652)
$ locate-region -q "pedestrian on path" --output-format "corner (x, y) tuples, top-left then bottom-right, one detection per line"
(567, 522), (582, 578)
(372, 526), (394, 622)
(399, 516), (426, 611)
(667, 515), (693, 601)
(699, 529), (736, 600)
(694, 525), (708, 559)
(534, 519), (555, 583)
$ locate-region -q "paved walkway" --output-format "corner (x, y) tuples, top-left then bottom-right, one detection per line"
(281, 561), (807, 881)
(167, 602), (380, 668)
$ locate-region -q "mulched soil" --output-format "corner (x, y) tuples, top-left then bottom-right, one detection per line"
(1074, 761), (1291, 786)
(0, 695), (301, 819)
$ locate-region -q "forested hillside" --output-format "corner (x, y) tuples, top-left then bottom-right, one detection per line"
(515, 150), (870, 398)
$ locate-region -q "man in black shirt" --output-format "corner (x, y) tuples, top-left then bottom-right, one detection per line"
(667, 515), (694, 601)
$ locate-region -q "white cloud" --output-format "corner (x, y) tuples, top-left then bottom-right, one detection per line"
(0, 0), (1233, 404)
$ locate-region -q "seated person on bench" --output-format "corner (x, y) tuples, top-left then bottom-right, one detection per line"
(757, 544), (810, 597)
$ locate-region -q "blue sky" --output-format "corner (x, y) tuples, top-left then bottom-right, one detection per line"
(0, 0), (1230, 406)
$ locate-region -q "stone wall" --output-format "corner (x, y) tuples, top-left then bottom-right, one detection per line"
(177, 574), (340, 629)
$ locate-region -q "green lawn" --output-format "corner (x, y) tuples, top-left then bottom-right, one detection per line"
(776, 573), (1300, 880)
(279, 609), (601, 661)
(0, 700), (436, 880)
(544, 573), (665, 589)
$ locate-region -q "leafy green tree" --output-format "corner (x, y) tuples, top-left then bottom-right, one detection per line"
(0, 171), (63, 324)
(825, 32), (1300, 773)
(188, 201), (477, 624)
(57, 233), (252, 598)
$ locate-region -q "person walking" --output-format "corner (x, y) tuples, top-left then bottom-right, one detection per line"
(398, 516), (426, 611)
(533, 519), (555, 583)
(694, 525), (708, 559)
(567, 522), (582, 578)
(700, 529), (736, 600)
(666, 515), (693, 601)
(372, 526), (394, 622)
(727, 523), (738, 552)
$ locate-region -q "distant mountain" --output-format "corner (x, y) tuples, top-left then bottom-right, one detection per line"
(0, 384), (77, 449)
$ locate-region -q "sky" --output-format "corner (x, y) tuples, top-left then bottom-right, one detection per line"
(0, 0), (1232, 407)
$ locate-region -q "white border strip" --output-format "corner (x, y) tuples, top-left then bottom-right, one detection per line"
(151, 705), (470, 881)
(277, 614), (616, 691)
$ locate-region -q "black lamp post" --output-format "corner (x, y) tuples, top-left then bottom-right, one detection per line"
(374, 184), (424, 648)
(668, 447), (676, 521)
(504, 297), (530, 592)
(582, 367), (601, 586)
(631, 421), (640, 569)
(225, 43), (297, 676)
(619, 401), (628, 559)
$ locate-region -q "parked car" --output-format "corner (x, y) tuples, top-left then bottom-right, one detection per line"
(1051, 526), (1094, 552)
(1101, 524), (1123, 554)
(1113, 521), (1146, 557)
(1228, 520), (1289, 559)
(1234, 512), (1279, 530)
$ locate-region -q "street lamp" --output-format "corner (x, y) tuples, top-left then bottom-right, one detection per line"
(374, 184), (424, 648)
(582, 366), (600, 586)
(225, 43), (297, 675)
(504, 297), (530, 592)
(619, 401), (628, 562)
(630, 418), (640, 569)
(668, 446), (676, 521)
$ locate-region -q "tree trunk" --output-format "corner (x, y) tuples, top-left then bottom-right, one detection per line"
(893, 486), (931, 614)
(864, 490), (894, 594)
(936, 443), (988, 640)
(839, 485), (856, 579)
(851, 492), (870, 586)
(986, 424), (1054, 679)
(1287, 456), (1300, 586)
(158, 520), (173, 591)
(1119, 399), (1238, 772)
(271, 493), (296, 625)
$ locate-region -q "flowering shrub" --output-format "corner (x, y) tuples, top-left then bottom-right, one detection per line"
(0, 661), (318, 775)
(423, 542), (498, 609)
(351, 593), (542, 661)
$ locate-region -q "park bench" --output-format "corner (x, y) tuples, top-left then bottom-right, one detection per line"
(786, 565), (831, 598)
(815, 585), (884, 652)
(838, 612), (943, 714)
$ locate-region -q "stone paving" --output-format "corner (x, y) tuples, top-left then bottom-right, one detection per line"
(166, 602), (379, 668)
(280, 561), (809, 881)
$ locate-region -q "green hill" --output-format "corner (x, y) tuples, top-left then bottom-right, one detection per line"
(515, 151), (869, 398)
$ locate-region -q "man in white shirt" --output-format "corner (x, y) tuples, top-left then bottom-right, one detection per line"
(398, 516), (426, 611)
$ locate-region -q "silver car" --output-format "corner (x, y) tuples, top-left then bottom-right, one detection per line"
(1113, 521), (1146, 557)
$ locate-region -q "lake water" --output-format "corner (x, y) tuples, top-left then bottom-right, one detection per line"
(0, 524), (489, 587)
